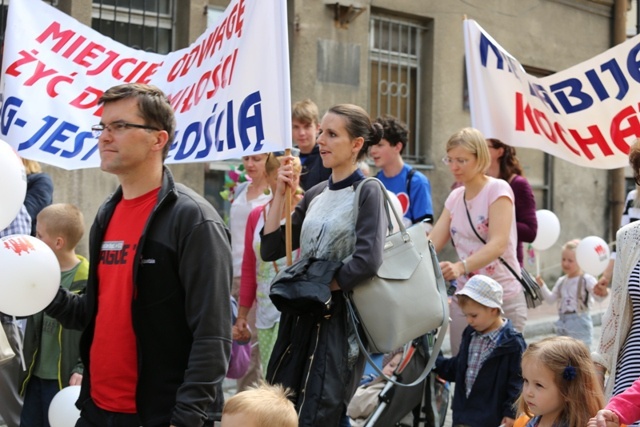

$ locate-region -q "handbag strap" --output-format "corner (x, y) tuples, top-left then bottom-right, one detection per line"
(346, 297), (448, 388)
(462, 194), (522, 281)
(352, 177), (406, 236)
(262, 206), (280, 274)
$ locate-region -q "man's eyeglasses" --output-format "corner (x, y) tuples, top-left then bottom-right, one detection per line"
(442, 156), (471, 167)
(91, 121), (161, 138)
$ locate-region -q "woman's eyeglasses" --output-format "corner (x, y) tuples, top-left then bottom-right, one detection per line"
(441, 157), (470, 167)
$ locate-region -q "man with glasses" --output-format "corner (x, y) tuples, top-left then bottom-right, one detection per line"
(47, 83), (232, 427)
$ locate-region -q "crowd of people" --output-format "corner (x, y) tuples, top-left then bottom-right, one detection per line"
(0, 82), (636, 427)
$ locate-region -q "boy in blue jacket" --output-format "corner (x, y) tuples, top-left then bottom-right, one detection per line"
(436, 275), (526, 427)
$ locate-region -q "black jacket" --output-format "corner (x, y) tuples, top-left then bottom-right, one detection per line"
(299, 144), (332, 191)
(25, 172), (54, 236)
(47, 167), (232, 427)
(436, 319), (526, 427)
(262, 173), (387, 426)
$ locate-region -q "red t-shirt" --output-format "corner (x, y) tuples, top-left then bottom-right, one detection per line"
(90, 188), (159, 413)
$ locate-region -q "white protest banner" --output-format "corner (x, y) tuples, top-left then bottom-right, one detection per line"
(464, 19), (640, 169)
(0, 0), (291, 170)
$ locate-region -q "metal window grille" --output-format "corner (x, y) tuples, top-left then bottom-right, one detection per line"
(370, 16), (425, 162)
(92, 0), (174, 54)
(0, 0), (56, 67)
(0, 1), (9, 46)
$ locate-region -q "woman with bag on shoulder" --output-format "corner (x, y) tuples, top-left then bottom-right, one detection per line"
(429, 127), (526, 356)
(260, 104), (388, 427)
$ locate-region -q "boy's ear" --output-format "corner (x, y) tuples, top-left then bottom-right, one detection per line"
(395, 142), (404, 154)
(55, 236), (65, 250)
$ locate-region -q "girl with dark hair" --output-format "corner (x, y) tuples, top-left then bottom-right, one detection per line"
(486, 138), (538, 266)
(260, 104), (388, 426)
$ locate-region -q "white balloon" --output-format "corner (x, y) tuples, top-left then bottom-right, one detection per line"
(48, 385), (81, 427)
(530, 210), (561, 251)
(0, 234), (60, 316)
(0, 140), (27, 230)
(576, 236), (611, 277)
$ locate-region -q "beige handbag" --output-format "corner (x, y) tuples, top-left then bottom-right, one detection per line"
(0, 323), (16, 366)
(348, 178), (449, 354)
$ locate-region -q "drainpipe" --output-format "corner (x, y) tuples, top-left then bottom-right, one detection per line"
(609, 0), (627, 238)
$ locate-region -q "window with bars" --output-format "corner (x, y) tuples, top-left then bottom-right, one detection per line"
(92, 0), (174, 54)
(369, 16), (426, 163)
(0, 0), (56, 65)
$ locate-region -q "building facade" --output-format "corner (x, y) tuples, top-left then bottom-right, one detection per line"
(0, 0), (622, 278)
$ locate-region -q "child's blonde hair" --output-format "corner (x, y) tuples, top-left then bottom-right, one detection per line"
(516, 336), (604, 427)
(265, 153), (302, 177)
(223, 382), (297, 427)
(37, 204), (85, 249)
(561, 239), (583, 276)
(265, 153), (304, 196)
(561, 238), (580, 252)
(22, 158), (42, 174)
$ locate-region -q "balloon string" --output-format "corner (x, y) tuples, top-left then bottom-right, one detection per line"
(529, 261), (562, 275)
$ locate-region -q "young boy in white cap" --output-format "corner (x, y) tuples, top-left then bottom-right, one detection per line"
(435, 275), (526, 427)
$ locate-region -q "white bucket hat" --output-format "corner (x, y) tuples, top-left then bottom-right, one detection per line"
(455, 274), (504, 314)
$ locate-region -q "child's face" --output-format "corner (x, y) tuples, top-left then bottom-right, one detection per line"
(561, 248), (580, 277)
(460, 299), (502, 334)
(220, 412), (258, 427)
(35, 221), (59, 252)
(521, 358), (564, 423)
(382, 353), (403, 377)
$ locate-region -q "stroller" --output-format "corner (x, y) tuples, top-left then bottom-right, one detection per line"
(355, 334), (450, 427)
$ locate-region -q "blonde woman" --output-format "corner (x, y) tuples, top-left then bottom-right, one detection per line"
(429, 127), (526, 356)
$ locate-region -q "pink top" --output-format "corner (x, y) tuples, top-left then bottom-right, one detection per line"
(607, 376), (640, 424)
(445, 177), (522, 300)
